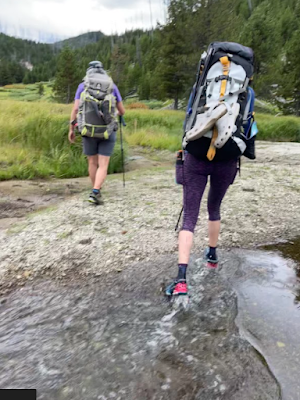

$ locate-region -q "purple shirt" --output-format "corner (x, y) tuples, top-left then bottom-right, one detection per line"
(74, 82), (122, 102)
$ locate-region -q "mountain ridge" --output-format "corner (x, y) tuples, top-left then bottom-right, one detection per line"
(53, 31), (106, 49)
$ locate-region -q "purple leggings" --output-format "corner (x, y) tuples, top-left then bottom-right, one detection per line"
(182, 154), (238, 233)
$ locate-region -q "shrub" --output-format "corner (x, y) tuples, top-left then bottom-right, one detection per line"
(3, 84), (27, 90)
(126, 102), (149, 109)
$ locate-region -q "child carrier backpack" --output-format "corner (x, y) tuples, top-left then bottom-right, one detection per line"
(77, 62), (118, 139)
(183, 42), (257, 160)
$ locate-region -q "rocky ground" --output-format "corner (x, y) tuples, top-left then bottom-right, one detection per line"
(0, 142), (299, 398)
(0, 252), (281, 400)
(1, 142), (300, 293)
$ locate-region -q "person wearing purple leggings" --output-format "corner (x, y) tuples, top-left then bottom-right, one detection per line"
(166, 135), (239, 298)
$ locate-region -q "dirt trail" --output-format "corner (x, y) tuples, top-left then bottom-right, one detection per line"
(0, 148), (173, 230)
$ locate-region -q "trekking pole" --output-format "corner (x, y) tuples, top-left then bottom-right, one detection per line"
(119, 115), (126, 188)
(175, 206), (184, 232)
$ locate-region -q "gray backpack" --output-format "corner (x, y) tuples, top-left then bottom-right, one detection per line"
(77, 64), (118, 139)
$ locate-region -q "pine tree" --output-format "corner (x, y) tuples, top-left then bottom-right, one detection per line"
(278, 27), (300, 115)
(110, 45), (129, 96)
(0, 61), (12, 85)
(139, 70), (151, 100)
(53, 46), (79, 103)
(23, 71), (31, 84)
(38, 83), (44, 96)
(156, 1), (193, 108)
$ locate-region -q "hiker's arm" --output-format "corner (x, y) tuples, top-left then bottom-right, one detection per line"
(68, 99), (80, 143)
(116, 101), (125, 116)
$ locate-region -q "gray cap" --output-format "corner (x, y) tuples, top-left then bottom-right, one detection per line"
(88, 60), (103, 69)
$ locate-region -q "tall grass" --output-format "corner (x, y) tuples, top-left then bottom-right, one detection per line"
(124, 110), (300, 151)
(0, 82), (53, 102)
(255, 114), (300, 142)
(124, 110), (184, 151)
(1, 99), (300, 180)
(0, 101), (125, 180)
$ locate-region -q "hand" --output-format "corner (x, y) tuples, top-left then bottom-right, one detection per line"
(68, 129), (76, 144)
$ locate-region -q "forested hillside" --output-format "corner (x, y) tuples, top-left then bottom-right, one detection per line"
(1, 0), (300, 113)
(53, 31), (105, 50)
(0, 33), (58, 85)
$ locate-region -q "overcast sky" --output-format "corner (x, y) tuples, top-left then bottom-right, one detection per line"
(0, 0), (167, 42)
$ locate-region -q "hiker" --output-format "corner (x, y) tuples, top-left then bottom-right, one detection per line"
(166, 42), (257, 298)
(68, 61), (125, 205)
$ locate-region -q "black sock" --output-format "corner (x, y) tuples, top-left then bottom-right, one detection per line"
(177, 264), (187, 281)
(92, 189), (100, 195)
(207, 246), (217, 259)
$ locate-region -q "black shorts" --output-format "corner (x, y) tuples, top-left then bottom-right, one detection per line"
(82, 131), (117, 157)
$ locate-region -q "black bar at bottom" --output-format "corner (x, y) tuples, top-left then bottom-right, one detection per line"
(0, 389), (36, 400)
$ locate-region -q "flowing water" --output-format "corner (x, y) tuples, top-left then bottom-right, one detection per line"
(1, 242), (300, 399)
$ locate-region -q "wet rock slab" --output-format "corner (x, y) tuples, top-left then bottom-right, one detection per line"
(223, 248), (300, 400)
(0, 254), (280, 400)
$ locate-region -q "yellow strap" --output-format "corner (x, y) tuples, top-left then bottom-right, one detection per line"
(206, 126), (218, 161)
(219, 56), (230, 97)
(206, 56), (231, 161)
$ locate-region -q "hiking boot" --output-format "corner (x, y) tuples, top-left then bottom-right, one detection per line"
(88, 191), (103, 205)
(204, 247), (219, 269)
(165, 279), (188, 297)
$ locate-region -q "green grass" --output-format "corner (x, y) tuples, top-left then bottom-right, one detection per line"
(123, 109), (184, 151)
(255, 114), (300, 142)
(0, 82), (54, 102)
(1, 97), (300, 180)
(141, 100), (173, 109)
(126, 128), (180, 151)
(0, 100), (125, 180)
(125, 109), (300, 150)
(254, 99), (280, 115)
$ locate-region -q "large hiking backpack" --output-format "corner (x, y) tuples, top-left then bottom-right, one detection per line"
(183, 42), (257, 160)
(77, 63), (118, 139)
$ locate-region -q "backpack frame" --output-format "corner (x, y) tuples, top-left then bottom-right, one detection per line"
(183, 42), (256, 160)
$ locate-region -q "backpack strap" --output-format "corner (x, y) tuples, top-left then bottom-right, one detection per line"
(206, 56), (231, 161)
(207, 126), (219, 161)
(219, 56), (231, 97)
(219, 77), (249, 101)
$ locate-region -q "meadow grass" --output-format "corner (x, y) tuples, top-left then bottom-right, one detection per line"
(1, 98), (300, 180)
(0, 82), (54, 102)
(125, 110), (300, 151)
(124, 109), (184, 151)
(255, 114), (300, 142)
(0, 100), (125, 180)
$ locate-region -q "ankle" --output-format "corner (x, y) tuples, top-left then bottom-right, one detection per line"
(207, 246), (217, 259)
(92, 188), (100, 195)
(177, 264), (188, 281)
